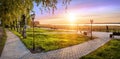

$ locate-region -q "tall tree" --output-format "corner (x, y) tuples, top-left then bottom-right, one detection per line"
(0, 0), (71, 38)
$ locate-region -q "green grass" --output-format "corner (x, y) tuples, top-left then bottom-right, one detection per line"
(0, 28), (7, 56)
(11, 28), (91, 52)
(80, 39), (120, 59)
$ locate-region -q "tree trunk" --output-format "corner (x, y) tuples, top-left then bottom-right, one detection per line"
(1, 20), (5, 28)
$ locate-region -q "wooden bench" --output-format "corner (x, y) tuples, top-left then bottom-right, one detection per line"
(110, 32), (120, 38)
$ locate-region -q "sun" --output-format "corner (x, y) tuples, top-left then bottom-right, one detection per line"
(67, 12), (77, 23)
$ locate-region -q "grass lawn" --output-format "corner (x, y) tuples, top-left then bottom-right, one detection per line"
(0, 27), (7, 56)
(80, 39), (120, 59)
(11, 28), (91, 52)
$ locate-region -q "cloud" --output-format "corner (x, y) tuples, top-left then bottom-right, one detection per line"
(68, 0), (120, 10)
(35, 0), (120, 24)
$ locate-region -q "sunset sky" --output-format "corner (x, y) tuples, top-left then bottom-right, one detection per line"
(33, 0), (120, 24)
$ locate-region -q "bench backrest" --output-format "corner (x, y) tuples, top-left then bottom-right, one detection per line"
(113, 32), (120, 35)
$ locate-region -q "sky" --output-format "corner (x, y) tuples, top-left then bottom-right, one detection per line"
(33, 0), (120, 24)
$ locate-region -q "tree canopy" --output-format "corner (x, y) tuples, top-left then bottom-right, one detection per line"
(0, 0), (71, 27)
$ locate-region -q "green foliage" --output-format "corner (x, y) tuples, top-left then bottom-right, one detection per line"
(80, 39), (120, 59)
(0, 0), (71, 27)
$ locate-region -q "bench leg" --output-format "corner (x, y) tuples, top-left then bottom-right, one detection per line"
(110, 34), (113, 38)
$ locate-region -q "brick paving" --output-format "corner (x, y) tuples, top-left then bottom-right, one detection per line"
(0, 30), (31, 59)
(0, 30), (111, 59)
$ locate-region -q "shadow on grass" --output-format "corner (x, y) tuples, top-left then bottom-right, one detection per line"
(10, 28), (93, 53)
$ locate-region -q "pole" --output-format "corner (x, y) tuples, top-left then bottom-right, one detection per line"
(33, 19), (35, 51)
(77, 23), (78, 32)
(91, 22), (92, 39)
(90, 20), (93, 40)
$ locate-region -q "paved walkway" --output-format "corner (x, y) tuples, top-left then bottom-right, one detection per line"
(0, 30), (111, 59)
(0, 30), (31, 59)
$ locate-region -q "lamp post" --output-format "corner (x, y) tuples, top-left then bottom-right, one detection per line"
(31, 12), (35, 51)
(90, 20), (93, 40)
(76, 20), (78, 33)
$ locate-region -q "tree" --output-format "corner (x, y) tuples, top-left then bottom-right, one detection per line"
(0, 0), (71, 38)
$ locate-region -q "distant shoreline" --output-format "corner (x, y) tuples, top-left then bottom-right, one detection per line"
(40, 24), (120, 26)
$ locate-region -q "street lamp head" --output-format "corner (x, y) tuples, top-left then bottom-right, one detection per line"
(31, 13), (35, 20)
(90, 19), (93, 24)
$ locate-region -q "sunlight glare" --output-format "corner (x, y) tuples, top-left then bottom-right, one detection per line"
(67, 12), (77, 23)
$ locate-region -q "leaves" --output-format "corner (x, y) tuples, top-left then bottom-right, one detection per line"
(0, 0), (71, 26)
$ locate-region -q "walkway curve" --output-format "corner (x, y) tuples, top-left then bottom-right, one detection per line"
(0, 30), (111, 59)
(0, 30), (31, 59)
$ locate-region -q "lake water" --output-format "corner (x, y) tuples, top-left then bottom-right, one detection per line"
(51, 24), (120, 26)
